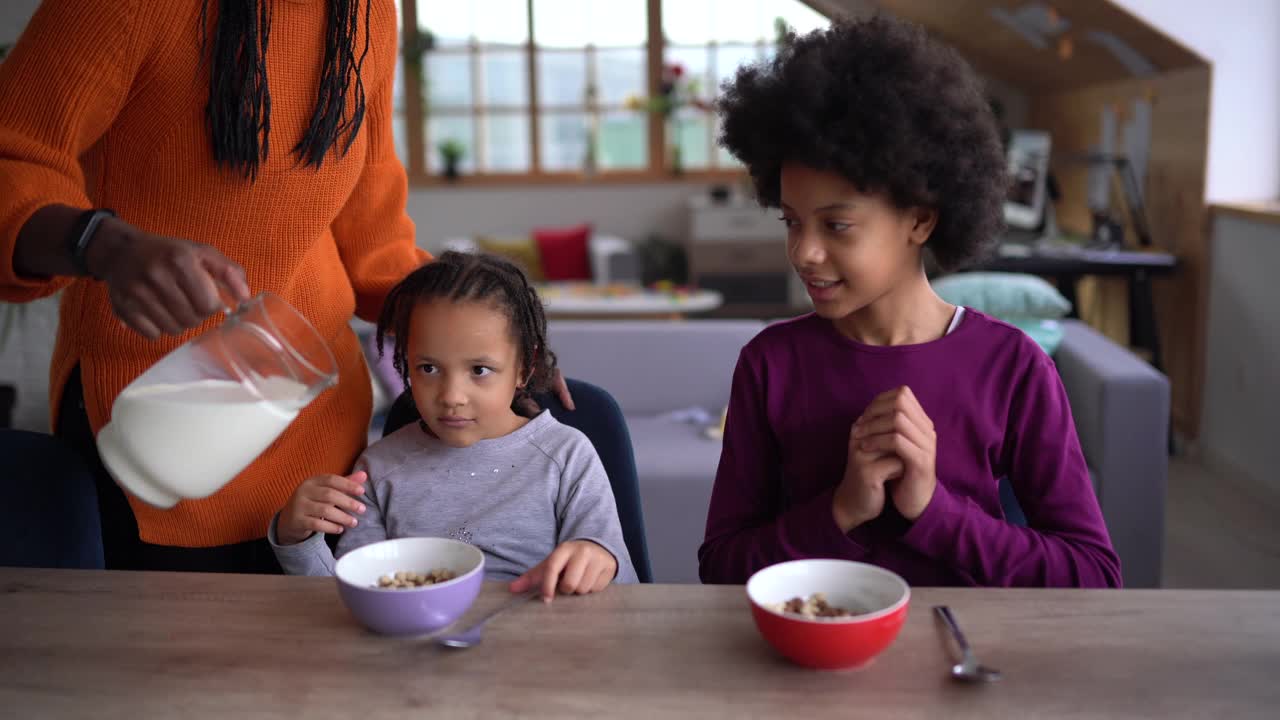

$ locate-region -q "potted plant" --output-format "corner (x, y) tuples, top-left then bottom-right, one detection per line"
(401, 26), (435, 101)
(437, 139), (465, 181)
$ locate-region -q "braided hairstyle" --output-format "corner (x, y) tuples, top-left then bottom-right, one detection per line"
(376, 252), (558, 418)
(199, 0), (372, 180)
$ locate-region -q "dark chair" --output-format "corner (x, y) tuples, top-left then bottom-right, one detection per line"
(382, 379), (654, 583)
(0, 429), (105, 569)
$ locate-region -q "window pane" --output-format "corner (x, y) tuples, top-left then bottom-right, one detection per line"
(663, 0), (712, 45)
(597, 111), (646, 170)
(426, 53), (473, 107)
(394, 54), (410, 167)
(591, 1), (646, 47)
(537, 50), (587, 107)
(480, 115), (531, 172)
(418, 0), (529, 46)
(665, 45), (711, 96)
(393, 0), (406, 157)
(481, 52), (528, 106)
(664, 0), (827, 45)
(714, 116), (742, 168)
(716, 145), (743, 169)
(762, 0), (829, 38)
(540, 112), (588, 171)
(711, 0), (760, 43)
(534, 0), (645, 48)
(596, 49), (646, 106)
(671, 110), (711, 170)
(427, 115), (476, 173)
(714, 45), (762, 95)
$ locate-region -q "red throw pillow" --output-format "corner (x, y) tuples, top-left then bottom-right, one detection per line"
(533, 224), (592, 281)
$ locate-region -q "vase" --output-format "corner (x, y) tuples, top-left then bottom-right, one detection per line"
(665, 116), (683, 176)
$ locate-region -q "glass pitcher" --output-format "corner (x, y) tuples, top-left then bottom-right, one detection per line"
(96, 293), (338, 509)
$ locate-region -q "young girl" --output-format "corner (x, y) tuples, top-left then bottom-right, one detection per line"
(698, 17), (1121, 588)
(270, 252), (637, 599)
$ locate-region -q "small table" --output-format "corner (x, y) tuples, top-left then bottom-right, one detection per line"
(970, 243), (1178, 373)
(538, 283), (723, 320)
(3, 569), (1279, 718)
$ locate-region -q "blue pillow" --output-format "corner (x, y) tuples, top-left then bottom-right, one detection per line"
(1010, 318), (1065, 356)
(933, 272), (1072, 320)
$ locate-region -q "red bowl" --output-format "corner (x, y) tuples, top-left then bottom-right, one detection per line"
(746, 559), (910, 670)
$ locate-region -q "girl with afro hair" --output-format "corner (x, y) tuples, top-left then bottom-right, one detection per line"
(698, 16), (1120, 588)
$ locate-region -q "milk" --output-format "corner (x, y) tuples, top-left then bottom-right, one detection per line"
(97, 377), (306, 509)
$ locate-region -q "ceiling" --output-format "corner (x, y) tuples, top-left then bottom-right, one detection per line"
(807, 0), (1206, 93)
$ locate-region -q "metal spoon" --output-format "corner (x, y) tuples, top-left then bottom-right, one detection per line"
(435, 590), (540, 649)
(933, 605), (1002, 683)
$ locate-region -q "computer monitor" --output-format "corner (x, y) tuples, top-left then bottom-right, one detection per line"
(1003, 129), (1052, 232)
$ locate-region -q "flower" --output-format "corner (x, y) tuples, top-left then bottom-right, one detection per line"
(631, 62), (709, 118)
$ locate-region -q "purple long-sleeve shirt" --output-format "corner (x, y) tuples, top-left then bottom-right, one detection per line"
(698, 311), (1122, 588)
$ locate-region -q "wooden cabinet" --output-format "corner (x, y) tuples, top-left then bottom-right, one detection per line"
(685, 197), (808, 318)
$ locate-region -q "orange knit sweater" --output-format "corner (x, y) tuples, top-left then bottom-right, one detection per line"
(0, 0), (428, 546)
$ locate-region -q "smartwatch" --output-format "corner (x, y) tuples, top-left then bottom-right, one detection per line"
(68, 208), (117, 277)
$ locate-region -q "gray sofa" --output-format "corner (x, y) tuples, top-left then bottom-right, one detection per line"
(548, 318), (1169, 588)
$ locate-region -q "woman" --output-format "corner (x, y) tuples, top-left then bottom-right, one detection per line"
(0, 0), (428, 572)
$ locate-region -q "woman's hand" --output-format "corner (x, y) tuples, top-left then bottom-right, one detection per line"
(551, 368), (575, 410)
(508, 539), (617, 602)
(852, 386), (938, 522)
(87, 216), (252, 339)
(276, 471), (369, 546)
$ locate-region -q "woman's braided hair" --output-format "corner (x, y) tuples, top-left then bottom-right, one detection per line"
(376, 252), (557, 417)
(200, 0), (372, 180)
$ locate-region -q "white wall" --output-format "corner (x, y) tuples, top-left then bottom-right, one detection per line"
(1110, 0), (1280, 203)
(1200, 214), (1280, 490)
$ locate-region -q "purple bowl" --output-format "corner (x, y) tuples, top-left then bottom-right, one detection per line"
(334, 537), (485, 635)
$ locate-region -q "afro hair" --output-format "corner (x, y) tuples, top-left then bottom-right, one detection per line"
(717, 15), (1009, 271)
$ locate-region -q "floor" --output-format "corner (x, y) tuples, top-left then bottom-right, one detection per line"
(1163, 457), (1280, 589)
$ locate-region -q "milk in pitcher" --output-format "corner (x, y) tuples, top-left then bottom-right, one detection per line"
(97, 376), (306, 509)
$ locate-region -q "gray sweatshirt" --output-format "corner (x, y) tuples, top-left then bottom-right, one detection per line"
(269, 411), (638, 584)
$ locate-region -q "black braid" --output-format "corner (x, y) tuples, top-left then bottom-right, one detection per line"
(200, 0), (372, 180)
(376, 252), (558, 418)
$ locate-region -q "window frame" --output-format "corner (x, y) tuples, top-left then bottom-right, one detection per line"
(399, 0), (824, 187)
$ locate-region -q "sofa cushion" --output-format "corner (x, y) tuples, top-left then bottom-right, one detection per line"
(935, 272), (1072, 319)
(1009, 317), (1065, 356)
(533, 224), (592, 281)
(476, 234), (545, 281)
(627, 416), (724, 584)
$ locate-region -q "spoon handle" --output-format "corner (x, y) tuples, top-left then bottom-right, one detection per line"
(933, 605), (972, 655)
(456, 590), (539, 634)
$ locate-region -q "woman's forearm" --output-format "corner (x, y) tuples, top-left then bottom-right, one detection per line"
(12, 203), (86, 279)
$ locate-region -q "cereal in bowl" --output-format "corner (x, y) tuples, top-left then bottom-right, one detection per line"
(768, 592), (865, 619)
(376, 569), (456, 589)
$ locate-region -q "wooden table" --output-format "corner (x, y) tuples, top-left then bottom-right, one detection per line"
(3, 569), (1278, 719)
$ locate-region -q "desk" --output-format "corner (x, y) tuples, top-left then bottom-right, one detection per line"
(3, 569), (1278, 719)
(971, 245), (1178, 372)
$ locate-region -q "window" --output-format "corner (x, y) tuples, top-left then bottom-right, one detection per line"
(397, 0), (828, 183)
(664, 0), (827, 170)
(532, 0), (648, 172)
